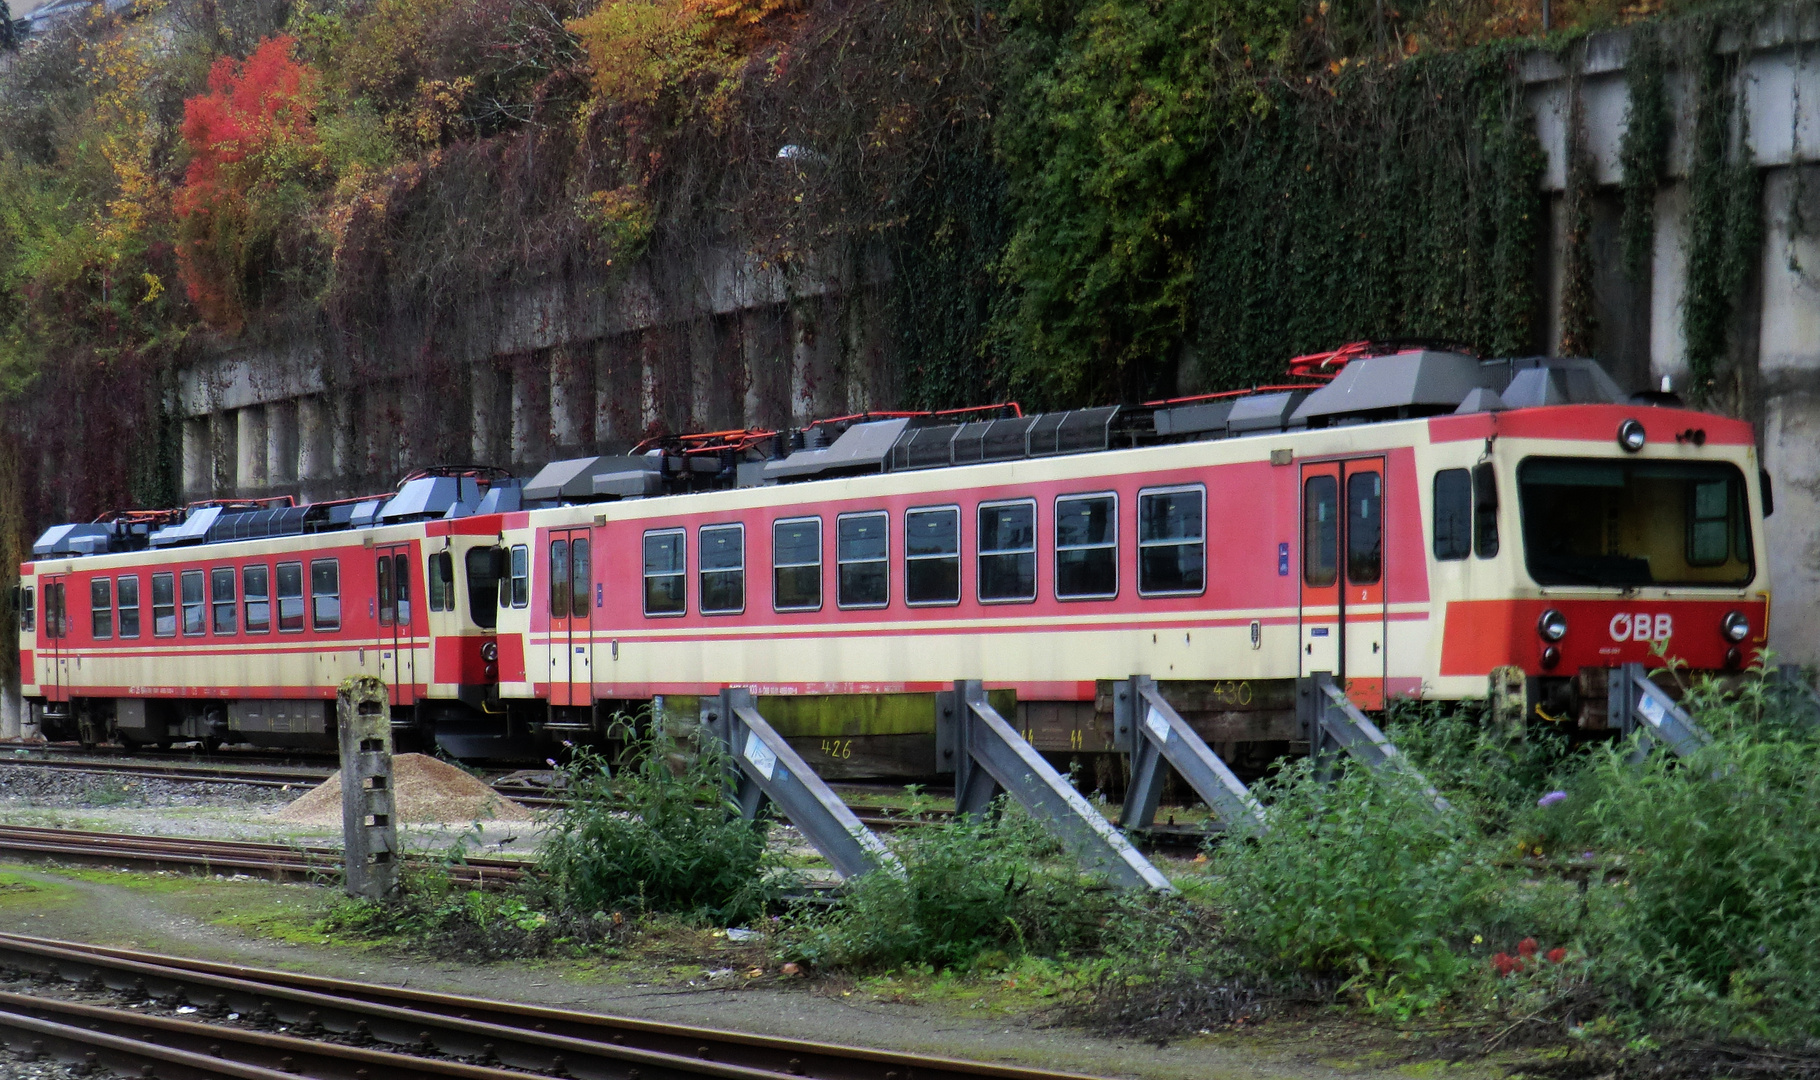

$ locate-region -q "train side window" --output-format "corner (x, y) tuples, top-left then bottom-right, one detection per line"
(1347, 472), (1383, 586)
(1055, 493), (1117, 600)
(276, 562), (305, 632)
(181, 570), (206, 636)
(699, 525), (744, 615)
(376, 556), (394, 626)
(117, 576), (139, 639)
(978, 500), (1037, 603)
(428, 552), (454, 612)
(19, 586), (31, 634)
(1432, 469), (1471, 560)
(1139, 486), (1206, 596)
(905, 507), (960, 606)
(773, 518), (822, 612)
(211, 567), (237, 634)
(394, 554), (411, 625)
(837, 512), (889, 609)
(1472, 462), (1499, 558)
(152, 573), (176, 637)
(1302, 476), (1338, 588)
(643, 529), (686, 616)
(464, 549), (499, 628)
(311, 559), (341, 631)
(549, 539), (570, 618)
(243, 565), (270, 633)
(1687, 477), (1732, 566)
(42, 584), (62, 639)
(571, 538), (590, 618)
(90, 577), (112, 640)
(508, 545), (529, 608)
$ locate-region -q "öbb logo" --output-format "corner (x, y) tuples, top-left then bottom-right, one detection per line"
(1609, 612), (1673, 642)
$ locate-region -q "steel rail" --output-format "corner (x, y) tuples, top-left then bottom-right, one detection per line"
(0, 990), (527, 1080)
(0, 825), (526, 888)
(0, 757), (334, 788)
(0, 933), (1112, 1080)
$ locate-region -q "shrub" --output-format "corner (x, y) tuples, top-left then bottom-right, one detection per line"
(536, 731), (782, 924)
(782, 797), (1109, 972)
(1204, 757), (1577, 1014)
(1574, 725), (1820, 1039)
(1384, 698), (1576, 833)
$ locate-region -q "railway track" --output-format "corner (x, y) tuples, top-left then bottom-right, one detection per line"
(0, 751), (949, 827)
(0, 825), (526, 889)
(0, 932), (1106, 1080)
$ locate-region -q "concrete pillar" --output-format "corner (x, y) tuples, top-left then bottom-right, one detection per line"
(209, 412), (237, 497)
(1757, 167), (1820, 668)
(267, 400), (299, 486)
(510, 356), (549, 467)
(640, 336), (660, 432)
(691, 319), (717, 431)
(297, 396), (330, 481)
(237, 406), (268, 491)
(181, 418), (209, 500)
(1, 685), (19, 740)
(551, 348), (592, 452)
(595, 340), (622, 447)
(1649, 181), (1692, 392)
(330, 392), (358, 482)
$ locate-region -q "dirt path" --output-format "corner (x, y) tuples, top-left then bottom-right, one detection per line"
(0, 864), (1493, 1080)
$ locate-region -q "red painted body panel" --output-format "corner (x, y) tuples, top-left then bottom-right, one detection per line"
(1439, 598), (1769, 676)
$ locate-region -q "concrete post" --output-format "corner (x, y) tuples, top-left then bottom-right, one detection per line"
(337, 675), (398, 901)
(0, 685), (19, 741)
(236, 406), (267, 491)
(266, 400), (298, 486)
(297, 396), (329, 482)
(181, 418), (209, 501)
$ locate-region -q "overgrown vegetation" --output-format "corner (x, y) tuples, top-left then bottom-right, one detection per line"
(0, 0), (1774, 534)
(781, 794), (1110, 971)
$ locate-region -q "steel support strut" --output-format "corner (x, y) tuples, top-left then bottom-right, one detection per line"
(1113, 676), (1266, 834)
(1606, 663), (1711, 757)
(704, 688), (902, 880)
(1296, 673), (1449, 812)
(937, 680), (1174, 892)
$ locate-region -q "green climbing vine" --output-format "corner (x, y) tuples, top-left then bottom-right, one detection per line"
(1558, 48), (1597, 357)
(1192, 49), (1546, 391)
(1682, 27), (1762, 393)
(1618, 28), (1669, 281)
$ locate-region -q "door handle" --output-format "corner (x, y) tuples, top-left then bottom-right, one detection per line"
(1373, 642), (1380, 653)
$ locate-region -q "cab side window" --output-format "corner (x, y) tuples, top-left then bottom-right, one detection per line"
(1432, 469), (1471, 560)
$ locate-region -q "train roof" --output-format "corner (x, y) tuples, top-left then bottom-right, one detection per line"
(28, 350), (1691, 561)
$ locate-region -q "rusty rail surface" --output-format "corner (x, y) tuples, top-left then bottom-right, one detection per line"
(0, 933), (1111, 1080)
(0, 825), (526, 889)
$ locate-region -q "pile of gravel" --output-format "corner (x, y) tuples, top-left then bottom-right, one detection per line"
(0, 765), (295, 808)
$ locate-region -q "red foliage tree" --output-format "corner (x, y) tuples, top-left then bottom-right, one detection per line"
(173, 36), (320, 332)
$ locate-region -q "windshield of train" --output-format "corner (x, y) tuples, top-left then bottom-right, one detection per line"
(465, 547), (500, 628)
(1518, 457), (1755, 588)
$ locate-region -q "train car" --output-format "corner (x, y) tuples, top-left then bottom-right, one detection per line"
(485, 348), (1770, 779)
(17, 472), (517, 754)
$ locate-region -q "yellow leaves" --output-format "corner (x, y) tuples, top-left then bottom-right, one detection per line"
(566, 0), (796, 124)
(579, 183), (655, 260)
(138, 272), (163, 305)
(407, 77), (475, 147)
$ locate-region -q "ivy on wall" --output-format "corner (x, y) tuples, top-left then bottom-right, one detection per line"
(1193, 52), (1545, 391)
(1681, 30), (1761, 392)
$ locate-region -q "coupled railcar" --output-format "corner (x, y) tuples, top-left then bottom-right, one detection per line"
(483, 349), (1770, 778)
(16, 348), (1772, 772)
(17, 481), (512, 753)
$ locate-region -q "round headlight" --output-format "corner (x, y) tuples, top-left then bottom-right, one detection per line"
(1537, 608), (1568, 641)
(1722, 610), (1750, 642)
(480, 640), (499, 662)
(1540, 645), (1561, 670)
(1617, 418), (1647, 453)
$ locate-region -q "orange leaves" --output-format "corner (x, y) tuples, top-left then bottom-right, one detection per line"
(173, 36), (322, 332)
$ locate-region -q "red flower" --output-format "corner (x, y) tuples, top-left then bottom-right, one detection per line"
(1491, 953), (1521, 976)
(1546, 947), (1567, 964)
(1517, 937), (1539, 958)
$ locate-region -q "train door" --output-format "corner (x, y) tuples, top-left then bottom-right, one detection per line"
(375, 545), (417, 706)
(1299, 465), (1342, 679)
(1299, 458), (1387, 709)
(41, 575), (66, 701)
(1342, 459), (1387, 709)
(546, 529), (592, 707)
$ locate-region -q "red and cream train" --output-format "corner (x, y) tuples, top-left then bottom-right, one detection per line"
(17, 349), (1772, 770)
